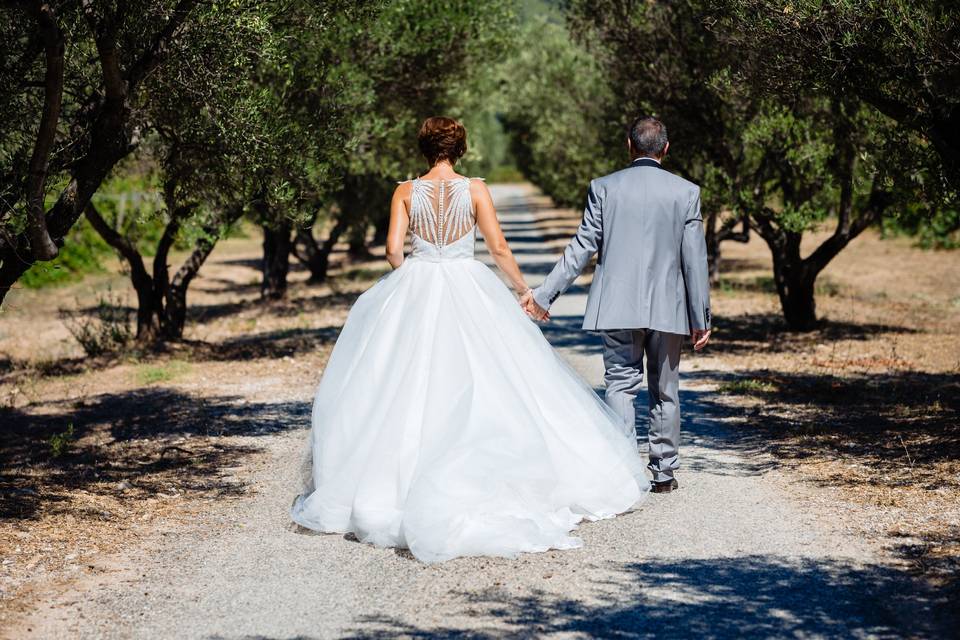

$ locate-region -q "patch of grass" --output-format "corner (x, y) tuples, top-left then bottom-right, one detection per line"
(136, 360), (191, 385)
(716, 276), (842, 298)
(337, 266), (390, 282)
(716, 276), (777, 294)
(48, 423), (75, 458)
(718, 377), (778, 395)
(816, 278), (842, 297)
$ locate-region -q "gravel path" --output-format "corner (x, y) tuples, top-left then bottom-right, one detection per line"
(20, 184), (948, 639)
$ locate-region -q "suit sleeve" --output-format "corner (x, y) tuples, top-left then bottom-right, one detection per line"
(680, 186), (711, 331)
(532, 180), (603, 310)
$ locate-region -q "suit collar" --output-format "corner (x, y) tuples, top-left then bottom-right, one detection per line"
(630, 157), (664, 169)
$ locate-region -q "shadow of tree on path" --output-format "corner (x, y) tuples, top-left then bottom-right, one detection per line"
(0, 388), (309, 521)
(710, 313), (918, 356)
(337, 556), (954, 639)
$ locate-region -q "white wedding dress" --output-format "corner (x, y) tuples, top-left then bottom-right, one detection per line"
(291, 177), (649, 563)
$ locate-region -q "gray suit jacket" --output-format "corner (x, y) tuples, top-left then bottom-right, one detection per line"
(532, 158), (711, 335)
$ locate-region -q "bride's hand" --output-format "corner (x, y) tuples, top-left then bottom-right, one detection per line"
(519, 289), (549, 321)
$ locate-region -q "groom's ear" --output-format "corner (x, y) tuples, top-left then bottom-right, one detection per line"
(661, 141), (670, 159)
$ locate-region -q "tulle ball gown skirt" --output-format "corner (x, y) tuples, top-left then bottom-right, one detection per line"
(291, 251), (649, 563)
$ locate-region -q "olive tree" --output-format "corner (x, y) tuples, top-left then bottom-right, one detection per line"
(714, 0), (960, 194)
(0, 0), (204, 305)
(565, 0), (928, 330)
(288, 0), (519, 285)
(65, 1), (293, 340)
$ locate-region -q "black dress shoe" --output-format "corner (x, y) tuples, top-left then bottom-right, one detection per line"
(651, 478), (679, 493)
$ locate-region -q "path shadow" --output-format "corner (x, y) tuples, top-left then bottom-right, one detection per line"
(187, 289), (361, 325)
(190, 326), (341, 361)
(711, 313), (917, 356)
(0, 388), (309, 521)
(341, 556), (955, 639)
(691, 368), (960, 478)
(716, 257), (770, 273)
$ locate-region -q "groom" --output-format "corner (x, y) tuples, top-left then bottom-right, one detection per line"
(521, 116), (711, 494)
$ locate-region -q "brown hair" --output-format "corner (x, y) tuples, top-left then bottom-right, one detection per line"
(418, 116), (467, 166)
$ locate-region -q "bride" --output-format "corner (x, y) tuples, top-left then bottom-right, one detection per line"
(291, 116), (649, 563)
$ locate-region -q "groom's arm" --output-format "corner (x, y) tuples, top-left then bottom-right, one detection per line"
(532, 180), (603, 311)
(680, 186), (711, 332)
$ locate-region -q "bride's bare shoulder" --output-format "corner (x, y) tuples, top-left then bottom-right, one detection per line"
(468, 177), (490, 197)
(393, 179), (414, 199)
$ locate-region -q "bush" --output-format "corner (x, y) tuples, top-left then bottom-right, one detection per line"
(48, 423), (75, 458)
(60, 290), (134, 356)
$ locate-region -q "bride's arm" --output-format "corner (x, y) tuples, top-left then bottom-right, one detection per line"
(473, 181), (529, 295)
(385, 183), (411, 269)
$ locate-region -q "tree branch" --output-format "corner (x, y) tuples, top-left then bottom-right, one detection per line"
(24, 2), (66, 260)
(153, 205), (193, 303)
(803, 176), (890, 276)
(84, 201), (144, 271)
(750, 207), (784, 248)
(83, 0), (126, 105)
(170, 203), (244, 291)
(126, 0), (201, 91)
(714, 212), (750, 243)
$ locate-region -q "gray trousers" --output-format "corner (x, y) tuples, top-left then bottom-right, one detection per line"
(600, 329), (683, 483)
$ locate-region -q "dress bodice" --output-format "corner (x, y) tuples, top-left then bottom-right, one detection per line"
(407, 177), (478, 261)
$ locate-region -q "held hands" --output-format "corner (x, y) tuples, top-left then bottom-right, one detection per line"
(691, 328), (711, 351)
(519, 289), (550, 322)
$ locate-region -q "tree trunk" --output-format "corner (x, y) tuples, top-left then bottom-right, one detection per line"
(0, 238), (33, 305)
(372, 211), (390, 246)
(85, 202), (161, 341)
(261, 220), (292, 300)
(346, 223), (371, 259)
(705, 210), (721, 285)
(159, 205), (242, 340)
(753, 218), (820, 332)
(292, 215), (348, 284)
(774, 263), (818, 331)
(161, 284), (188, 340)
(134, 287), (161, 342)
(705, 209), (750, 285)
(24, 4), (65, 261)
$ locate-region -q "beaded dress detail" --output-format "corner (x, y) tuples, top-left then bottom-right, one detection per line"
(291, 178), (649, 563)
(408, 177), (477, 260)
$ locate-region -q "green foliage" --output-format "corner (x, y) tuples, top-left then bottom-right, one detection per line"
(48, 423), (75, 459)
(718, 378), (777, 395)
(20, 218), (111, 288)
(326, 0), (519, 225)
(500, 18), (619, 207)
(90, 160), (169, 254)
(884, 200), (960, 249)
(713, 0), (960, 196)
(137, 360), (190, 385)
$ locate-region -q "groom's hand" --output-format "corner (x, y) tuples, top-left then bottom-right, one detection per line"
(519, 290), (549, 321)
(528, 299), (550, 321)
(691, 329), (711, 351)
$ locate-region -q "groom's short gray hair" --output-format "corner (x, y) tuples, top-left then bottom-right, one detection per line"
(629, 116), (668, 158)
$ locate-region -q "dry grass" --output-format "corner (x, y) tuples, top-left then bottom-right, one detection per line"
(2, 189), (958, 624)
(531, 188), (960, 597)
(0, 234), (384, 626)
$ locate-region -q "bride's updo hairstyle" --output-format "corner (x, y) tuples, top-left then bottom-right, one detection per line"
(418, 116), (467, 166)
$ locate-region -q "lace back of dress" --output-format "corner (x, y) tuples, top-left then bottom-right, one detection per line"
(409, 178), (477, 248)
